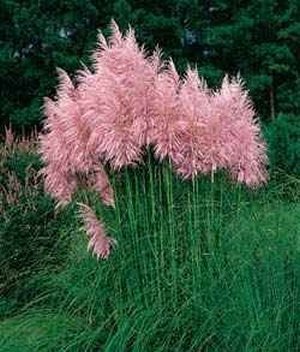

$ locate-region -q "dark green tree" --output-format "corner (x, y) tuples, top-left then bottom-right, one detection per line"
(1, 0), (299, 130)
(191, 0), (300, 119)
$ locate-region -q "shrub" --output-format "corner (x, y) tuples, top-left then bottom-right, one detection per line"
(266, 113), (300, 174)
(0, 130), (74, 313)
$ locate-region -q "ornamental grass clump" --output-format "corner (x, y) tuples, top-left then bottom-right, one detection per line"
(40, 20), (267, 259)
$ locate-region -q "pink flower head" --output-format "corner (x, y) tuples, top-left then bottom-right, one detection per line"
(40, 162), (77, 206)
(149, 59), (186, 163)
(53, 68), (94, 174)
(80, 20), (157, 169)
(216, 75), (268, 186)
(40, 69), (101, 204)
(78, 203), (117, 260)
(171, 67), (213, 178)
(39, 85), (76, 203)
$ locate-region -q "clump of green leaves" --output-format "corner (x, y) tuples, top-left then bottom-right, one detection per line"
(266, 114), (300, 175)
(0, 136), (75, 315)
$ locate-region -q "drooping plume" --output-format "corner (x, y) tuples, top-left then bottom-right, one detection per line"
(39, 70), (79, 204)
(78, 203), (117, 259)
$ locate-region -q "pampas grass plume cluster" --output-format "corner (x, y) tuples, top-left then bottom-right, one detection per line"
(40, 20), (267, 259)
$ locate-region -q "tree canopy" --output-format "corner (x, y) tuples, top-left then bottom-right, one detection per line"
(1, 0), (299, 131)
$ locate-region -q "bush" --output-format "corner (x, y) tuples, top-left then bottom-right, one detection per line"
(0, 136), (75, 315)
(266, 113), (300, 175)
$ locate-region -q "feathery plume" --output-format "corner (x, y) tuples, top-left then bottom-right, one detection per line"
(171, 67), (213, 178)
(216, 75), (268, 186)
(176, 69), (236, 178)
(41, 163), (77, 205)
(78, 203), (117, 260)
(148, 59), (186, 164)
(81, 20), (157, 169)
(40, 69), (97, 204)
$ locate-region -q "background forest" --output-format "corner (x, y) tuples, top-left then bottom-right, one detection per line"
(0, 1), (300, 351)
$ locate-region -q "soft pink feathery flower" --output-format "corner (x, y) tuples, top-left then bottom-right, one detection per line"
(150, 65), (230, 179)
(171, 67), (213, 178)
(177, 70), (237, 178)
(41, 163), (77, 206)
(164, 69), (267, 184)
(40, 69), (100, 204)
(79, 20), (157, 169)
(53, 69), (94, 173)
(148, 59), (187, 164)
(78, 203), (117, 260)
(215, 75), (268, 186)
(39, 95), (76, 204)
(40, 96), (71, 169)
(42, 68), (95, 174)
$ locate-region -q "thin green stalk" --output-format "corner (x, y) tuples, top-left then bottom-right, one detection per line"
(190, 178), (199, 302)
(217, 174), (223, 249)
(147, 149), (156, 224)
(163, 161), (177, 310)
(157, 165), (165, 306)
(124, 168), (143, 304)
(133, 170), (151, 308)
(145, 151), (158, 299)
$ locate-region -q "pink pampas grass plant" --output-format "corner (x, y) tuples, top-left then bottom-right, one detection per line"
(40, 20), (268, 260)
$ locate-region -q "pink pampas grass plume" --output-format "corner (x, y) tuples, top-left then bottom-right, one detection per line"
(40, 69), (98, 204)
(79, 20), (157, 169)
(41, 68), (94, 173)
(160, 68), (267, 184)
(40, 162), (77, 206)
(51, 68), (94, 174)
(175, 68), (238, 178)
(39, 91), (77, 204)
(78, 203), (117, 260)
(149, 59), (186, 163)
(216, 75), (268, 186)
(171, 67), (214, 178)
